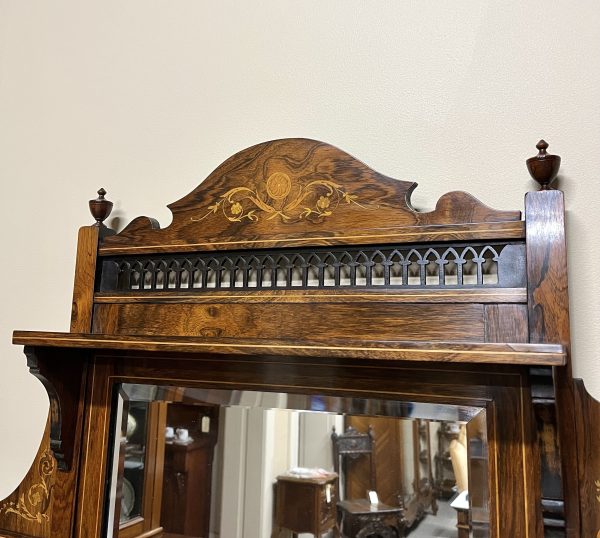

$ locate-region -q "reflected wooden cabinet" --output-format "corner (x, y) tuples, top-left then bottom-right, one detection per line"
(116, 401), (167, 538)
(273, 474), (338, 537)
(114, 398), (219, 538)
(160, 439), (214, 537)
(160, 403), (219, 538)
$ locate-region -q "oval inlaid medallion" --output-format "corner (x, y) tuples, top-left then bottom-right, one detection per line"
(266, 172), (292, 200)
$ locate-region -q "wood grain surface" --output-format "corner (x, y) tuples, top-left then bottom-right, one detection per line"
(99, 139), (522, 255)
(70, 226), (100, 332)
(0, 422), (53, 538)
(93, 287), (528, 305)
(525, 190), (579, 536)
(484, 304), (529, 343)
(90, 302), (486, 342)
(12, 331), (566, 366)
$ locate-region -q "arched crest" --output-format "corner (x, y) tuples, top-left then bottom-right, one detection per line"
(100, 138), (521, 254)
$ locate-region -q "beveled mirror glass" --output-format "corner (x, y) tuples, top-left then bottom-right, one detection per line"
(104, 384), (489, 538)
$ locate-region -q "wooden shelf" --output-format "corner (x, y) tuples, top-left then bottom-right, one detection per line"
(13, 331), (566, 366)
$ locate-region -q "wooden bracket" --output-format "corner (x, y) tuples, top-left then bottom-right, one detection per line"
(25, 346), (87, 472)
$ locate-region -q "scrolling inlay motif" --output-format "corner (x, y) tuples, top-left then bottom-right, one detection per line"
(192, 173), (371, 224)
(0, 449), (56, 523)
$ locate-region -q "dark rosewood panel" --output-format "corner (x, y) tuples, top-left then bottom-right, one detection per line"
(525, 189), (579, 536)
(99, 139), (522, 255)
(525, 191), (570, 345)
(91, 302), (486, 342)
(483, 304), (529, 343)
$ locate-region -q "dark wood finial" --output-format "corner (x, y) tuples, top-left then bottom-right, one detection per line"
(89, 188), (113, 226)
(526, 139), (561, 190)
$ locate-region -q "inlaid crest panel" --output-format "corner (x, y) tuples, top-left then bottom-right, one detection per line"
(99, 139), (522, 254)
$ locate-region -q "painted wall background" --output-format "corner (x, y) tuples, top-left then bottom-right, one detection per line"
(0, 1), (599, 497)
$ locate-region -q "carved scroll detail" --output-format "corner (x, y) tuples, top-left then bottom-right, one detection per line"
(191, 174), (371, 224)
(0, 448), (56, 523)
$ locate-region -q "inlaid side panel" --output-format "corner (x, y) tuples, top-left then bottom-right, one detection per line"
(92, 302), (486, 342)
(0, 423), (54, 538)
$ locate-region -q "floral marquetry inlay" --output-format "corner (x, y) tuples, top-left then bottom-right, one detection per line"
(192, 173), (372, 224)
(0, 448), (56, 523)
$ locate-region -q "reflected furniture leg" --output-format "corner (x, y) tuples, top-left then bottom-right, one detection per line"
(456, 507), (470, 538)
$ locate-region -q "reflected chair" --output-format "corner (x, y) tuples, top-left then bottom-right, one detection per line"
(331, 426), (405, 538)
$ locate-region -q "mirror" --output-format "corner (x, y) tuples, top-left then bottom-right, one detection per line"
(104, 384), (489, 538)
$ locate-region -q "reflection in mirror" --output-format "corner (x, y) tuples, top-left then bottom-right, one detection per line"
(104, 385), (489, 538)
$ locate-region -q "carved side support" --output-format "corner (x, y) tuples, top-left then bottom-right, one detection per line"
(25, 347), (87, 472)
(0, 347), (88, 538)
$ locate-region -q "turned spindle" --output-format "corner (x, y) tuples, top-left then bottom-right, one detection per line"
(526, 140), (561, 190)
(88, 188), (113, 226)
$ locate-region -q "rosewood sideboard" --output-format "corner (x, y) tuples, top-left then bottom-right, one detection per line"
(1, 138), (599, 538)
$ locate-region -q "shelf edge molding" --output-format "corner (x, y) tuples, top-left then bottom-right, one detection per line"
(13, 331), (566, 366)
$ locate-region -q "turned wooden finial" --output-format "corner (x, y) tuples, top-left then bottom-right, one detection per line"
(526, 139), (561, 190)
(88, 188), (113, 226)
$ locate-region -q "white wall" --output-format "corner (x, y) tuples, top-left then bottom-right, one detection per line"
(1, 1), (599, 498)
